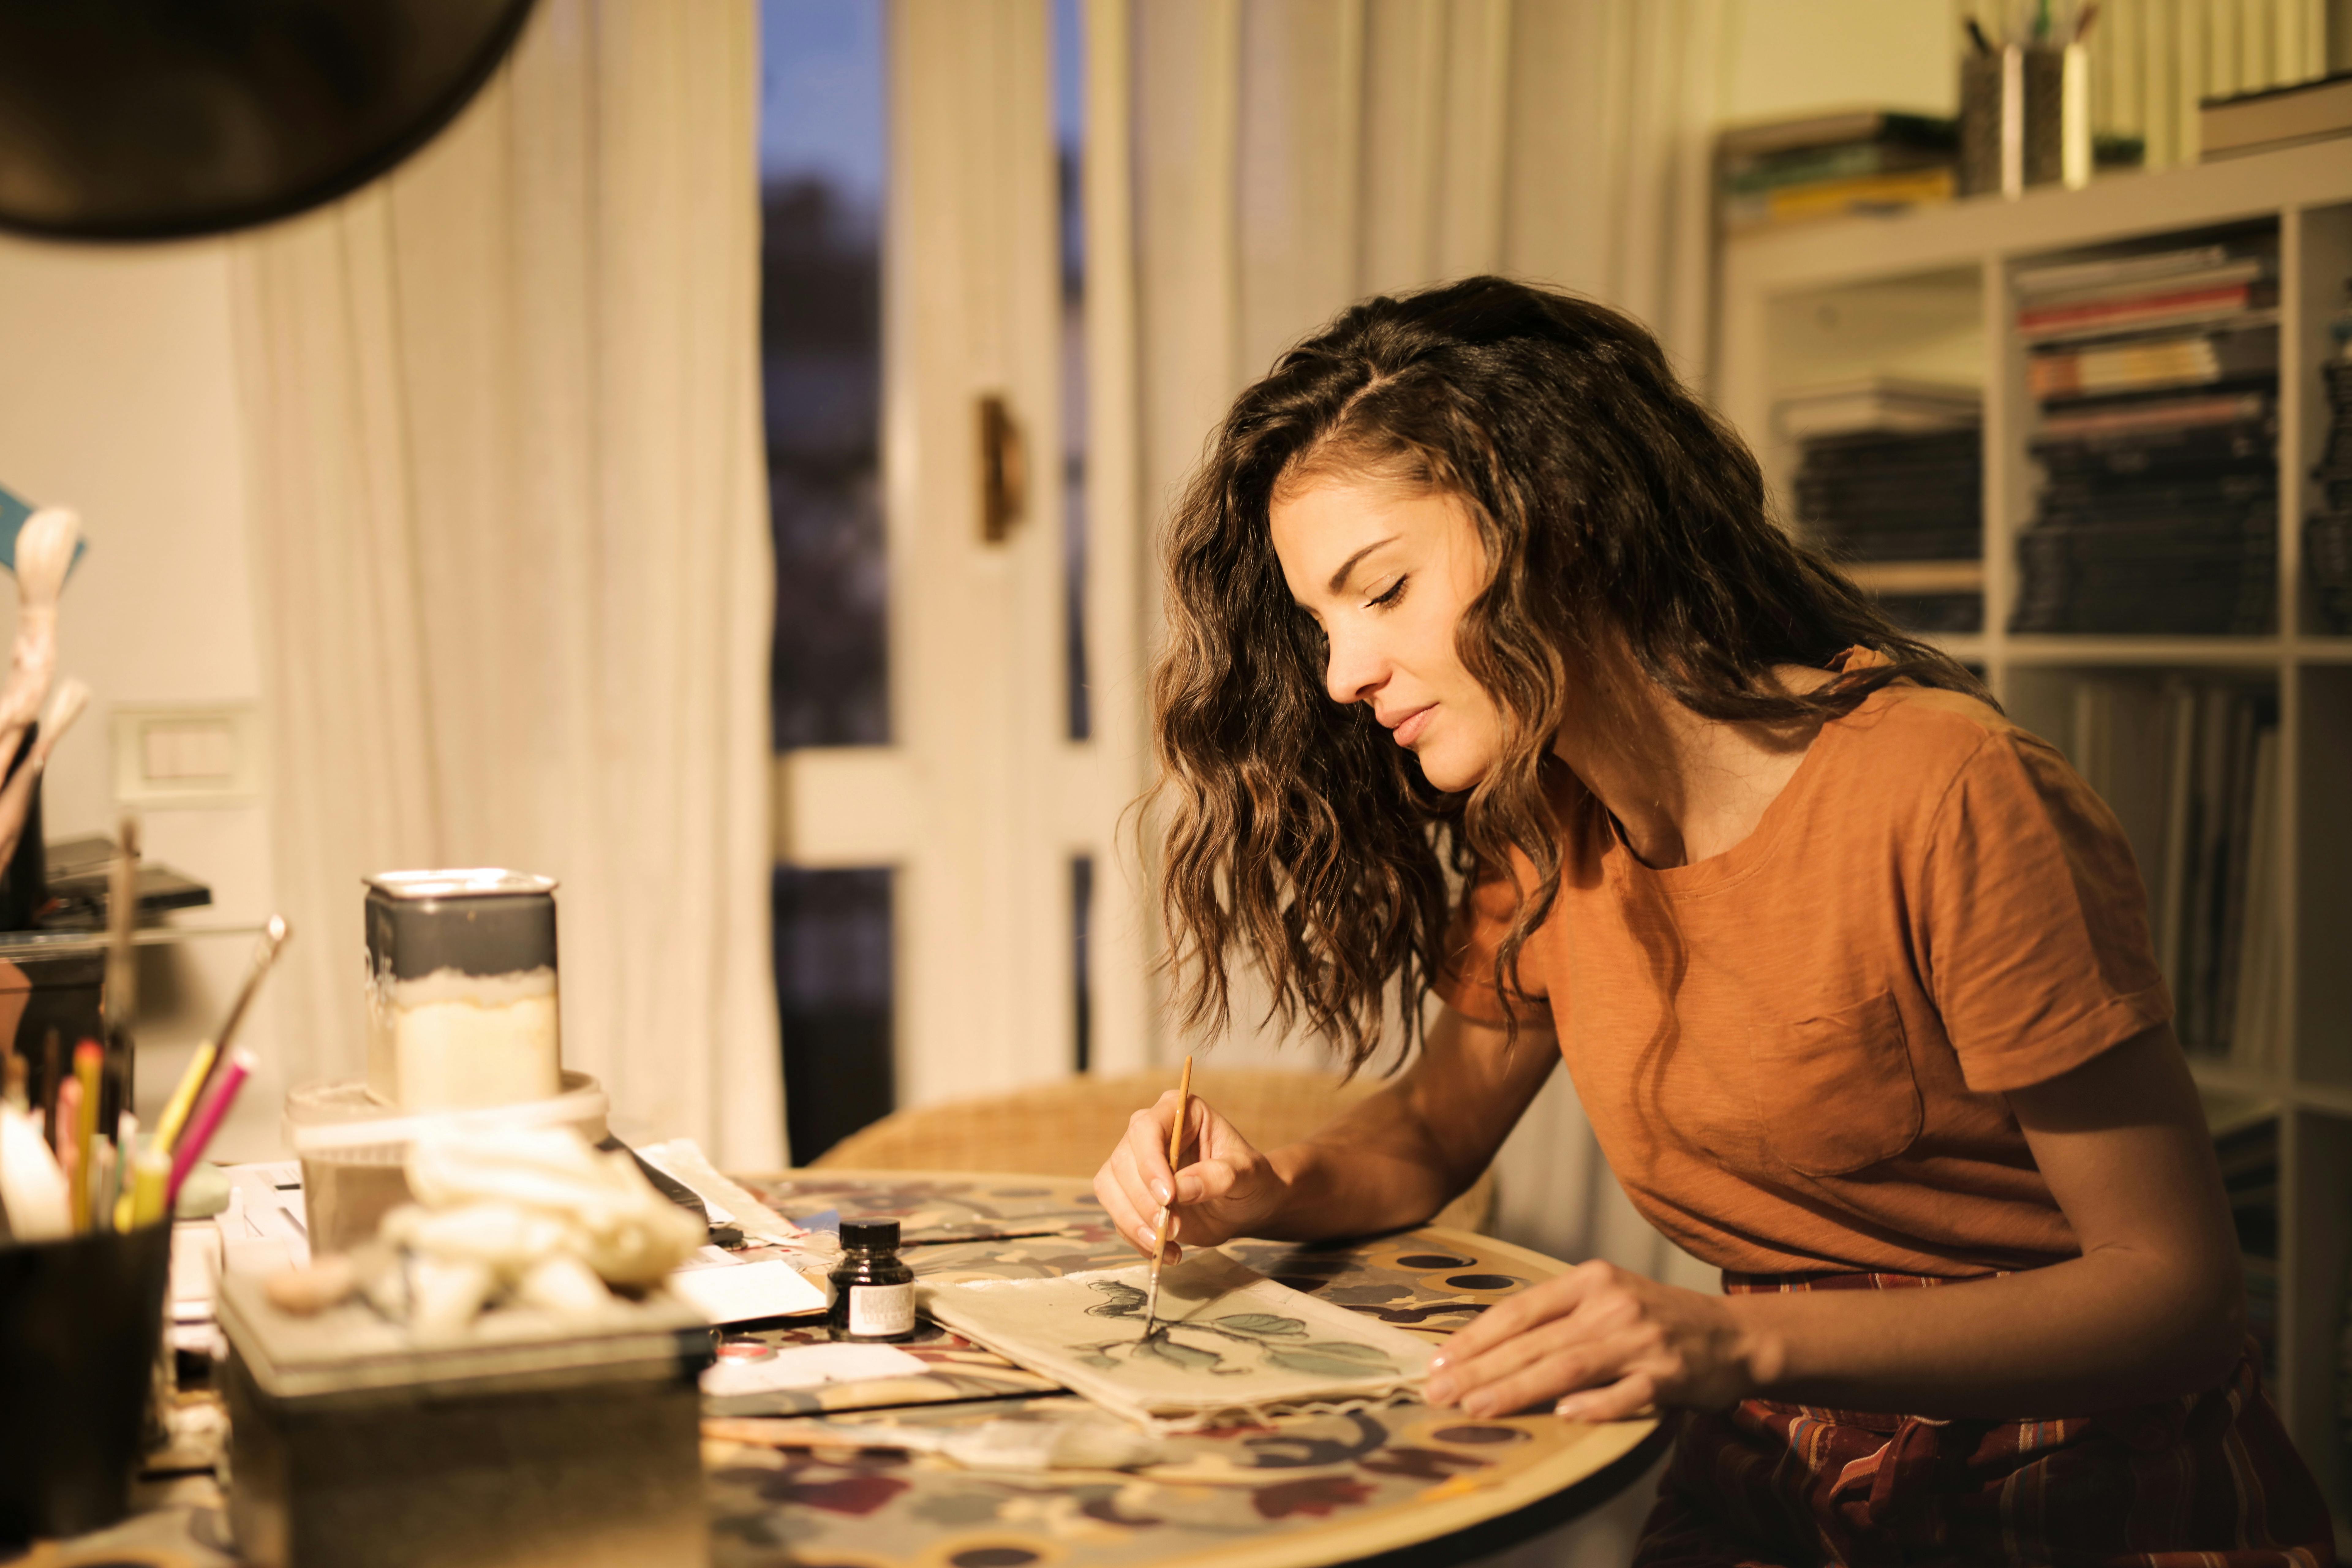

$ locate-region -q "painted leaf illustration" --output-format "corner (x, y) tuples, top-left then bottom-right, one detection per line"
(1086, 1280), (1146, 1318)
(1136, 1332), (1225, 1372)
(1213, 1313), (1307, 1338)
(1265, 1341), (1396, 1379)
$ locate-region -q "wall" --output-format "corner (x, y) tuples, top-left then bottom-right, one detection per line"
(0, 0), (2060, 1173)
(1719, 0), (1961, 124)
(0, 235), (284, 1161)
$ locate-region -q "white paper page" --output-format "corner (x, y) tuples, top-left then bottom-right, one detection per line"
(699, 1341), (926, 1397)
(667, 1257), (830, 1324)
(632, 1142), (728, 1223)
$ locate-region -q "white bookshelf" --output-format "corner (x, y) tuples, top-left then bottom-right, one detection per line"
(1720, 137), (2352, 1540)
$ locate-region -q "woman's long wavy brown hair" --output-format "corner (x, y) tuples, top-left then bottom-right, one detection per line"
(1149, 276), (1990, 1072)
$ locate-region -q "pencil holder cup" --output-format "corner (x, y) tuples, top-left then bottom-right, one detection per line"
(0, 1220), (171, 1543)
(1960, 43), (2090, 197)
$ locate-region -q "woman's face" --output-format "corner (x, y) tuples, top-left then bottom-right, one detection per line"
(1268, 474), (1505, 792)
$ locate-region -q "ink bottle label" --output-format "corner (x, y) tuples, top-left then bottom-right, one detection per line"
(847, 1282), (915, 1338)
(829, 1216), (918, 1342)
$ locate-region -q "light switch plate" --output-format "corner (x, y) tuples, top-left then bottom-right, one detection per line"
(111, 703), (264, 807)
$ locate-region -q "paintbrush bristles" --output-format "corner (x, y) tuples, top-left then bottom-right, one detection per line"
(1140, 1054), (1195, 1338)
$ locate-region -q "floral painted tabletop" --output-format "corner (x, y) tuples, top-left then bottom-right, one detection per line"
(698, 1171), (1666, 1568)
(36, 1172), (1661, 1568)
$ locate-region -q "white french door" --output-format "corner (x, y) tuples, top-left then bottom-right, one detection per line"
(774, 0), (1154, 1113)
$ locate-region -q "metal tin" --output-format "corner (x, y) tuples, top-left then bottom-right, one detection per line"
(363, 869), (558, 982)
(363, 871), (563, 1109)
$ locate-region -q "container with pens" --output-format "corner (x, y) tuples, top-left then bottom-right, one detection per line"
(0, 918), (281, 1543)
(1958, 2), (2098, 198)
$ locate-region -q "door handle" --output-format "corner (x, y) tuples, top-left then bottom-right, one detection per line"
(977, 392), (1027, 545)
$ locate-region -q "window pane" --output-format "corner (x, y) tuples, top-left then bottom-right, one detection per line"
(763, 0), (887, 749)
(773, 866), (895, 1162)
(1056, 0), (1089, 742)
(1071, 854), (1093, 1074)
(763, 0), (893, 1160)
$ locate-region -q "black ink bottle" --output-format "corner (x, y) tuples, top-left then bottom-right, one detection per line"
(829, 1218), (917, 1342)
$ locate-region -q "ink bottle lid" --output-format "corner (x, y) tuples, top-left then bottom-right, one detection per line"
(841, 1218), (900, 1252)
(829, 1218), (916, 1342)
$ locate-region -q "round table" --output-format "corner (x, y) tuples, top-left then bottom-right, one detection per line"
(703, 1171), (1670, 1568)
(51, 1170), (1667, 1568)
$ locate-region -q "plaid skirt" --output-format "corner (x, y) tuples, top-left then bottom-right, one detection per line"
(1634, 1270), (2337, 1568)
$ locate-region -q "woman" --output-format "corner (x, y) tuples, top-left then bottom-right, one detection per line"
(1093, 277), (2332, 1565)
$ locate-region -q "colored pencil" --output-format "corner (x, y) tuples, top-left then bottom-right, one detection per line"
(153, 1040), (217, 1155)
(166, 1046), (253, 1204)
(67, 1041), (100, 1232)
(128, 1145), (171, 1228)
(1140, 1054), (1194, 1338)
(87, 1136), (114, 1233)
(110, 1111), (139, 1232)
(55, 1076), (82, 1232)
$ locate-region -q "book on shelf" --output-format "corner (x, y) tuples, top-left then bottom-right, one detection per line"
(2066, 676), (2281, 1072)
(2014, 244), (2242, 299)
(2013, 239), (2278, 637)
(2027, 327), (2278, 402)
(1727, 167), (1957, 231)
(2200, 70), (2352, 160)
(1773, 376), (1979, 440)
(2039, 389), (2270, 441)
(1720, 139), (1952, 195)
(2018, 281), (2278, 343)
(1777, 383), (1982, 633)
(2308, 356), (2352, 634)
(2228, 727), (2282, 1072)
(1717, 111), (1957, 232)
(1717, 108), (1958, 162)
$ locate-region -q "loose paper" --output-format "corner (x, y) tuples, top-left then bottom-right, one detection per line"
(699, 1341), (927, 1398)
(668, 1256), (831, 1324)
(923, 1250), (1433, 1432)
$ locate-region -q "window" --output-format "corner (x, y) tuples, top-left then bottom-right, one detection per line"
(762, 0), (892, 1162)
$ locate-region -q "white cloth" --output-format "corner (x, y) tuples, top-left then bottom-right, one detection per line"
(228, 0), (782, 1167)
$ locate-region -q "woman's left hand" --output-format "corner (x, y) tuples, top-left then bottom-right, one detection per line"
(1423, 1260), (1765, 1420)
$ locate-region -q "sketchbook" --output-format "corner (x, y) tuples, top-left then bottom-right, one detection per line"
(921, 1250), (1434, 1432)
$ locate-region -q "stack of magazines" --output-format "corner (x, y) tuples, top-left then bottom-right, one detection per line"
(1717, 111), (1957, 233)
(2010, 241), (2280, 636)
(1780, 378), (1982, 632)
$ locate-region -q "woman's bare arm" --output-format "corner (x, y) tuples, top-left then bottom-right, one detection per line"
(1426, 1022), (2248, 1421)
(1092, 1004), (1557, 1260)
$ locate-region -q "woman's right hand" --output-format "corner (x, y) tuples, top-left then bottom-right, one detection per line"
(1093, 1091), (1290, 1265)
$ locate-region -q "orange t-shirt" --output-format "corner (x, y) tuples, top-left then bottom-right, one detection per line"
(1437, 662), (2172, 1278)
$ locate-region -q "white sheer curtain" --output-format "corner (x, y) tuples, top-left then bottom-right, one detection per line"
(1119, 0), (1722, 1283)
(229, 0), (783, 1167)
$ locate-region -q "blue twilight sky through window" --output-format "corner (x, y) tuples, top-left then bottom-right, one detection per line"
(760, 0), (884, 218)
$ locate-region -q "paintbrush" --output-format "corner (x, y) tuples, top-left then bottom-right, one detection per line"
(210, 914), (291, 1066)
(159, 914), (290, 1156)
(100, 815), (139, 1129)
(103, 814), (139, 1038)
(1140, 1054), (1194, 1338)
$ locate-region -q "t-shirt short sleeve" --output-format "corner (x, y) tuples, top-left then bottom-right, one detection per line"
(1918, 730), (2173, 1093)
(1434, 858), (1553, 1027)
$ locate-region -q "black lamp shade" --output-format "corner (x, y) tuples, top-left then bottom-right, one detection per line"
(0, 0), (537, 242)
